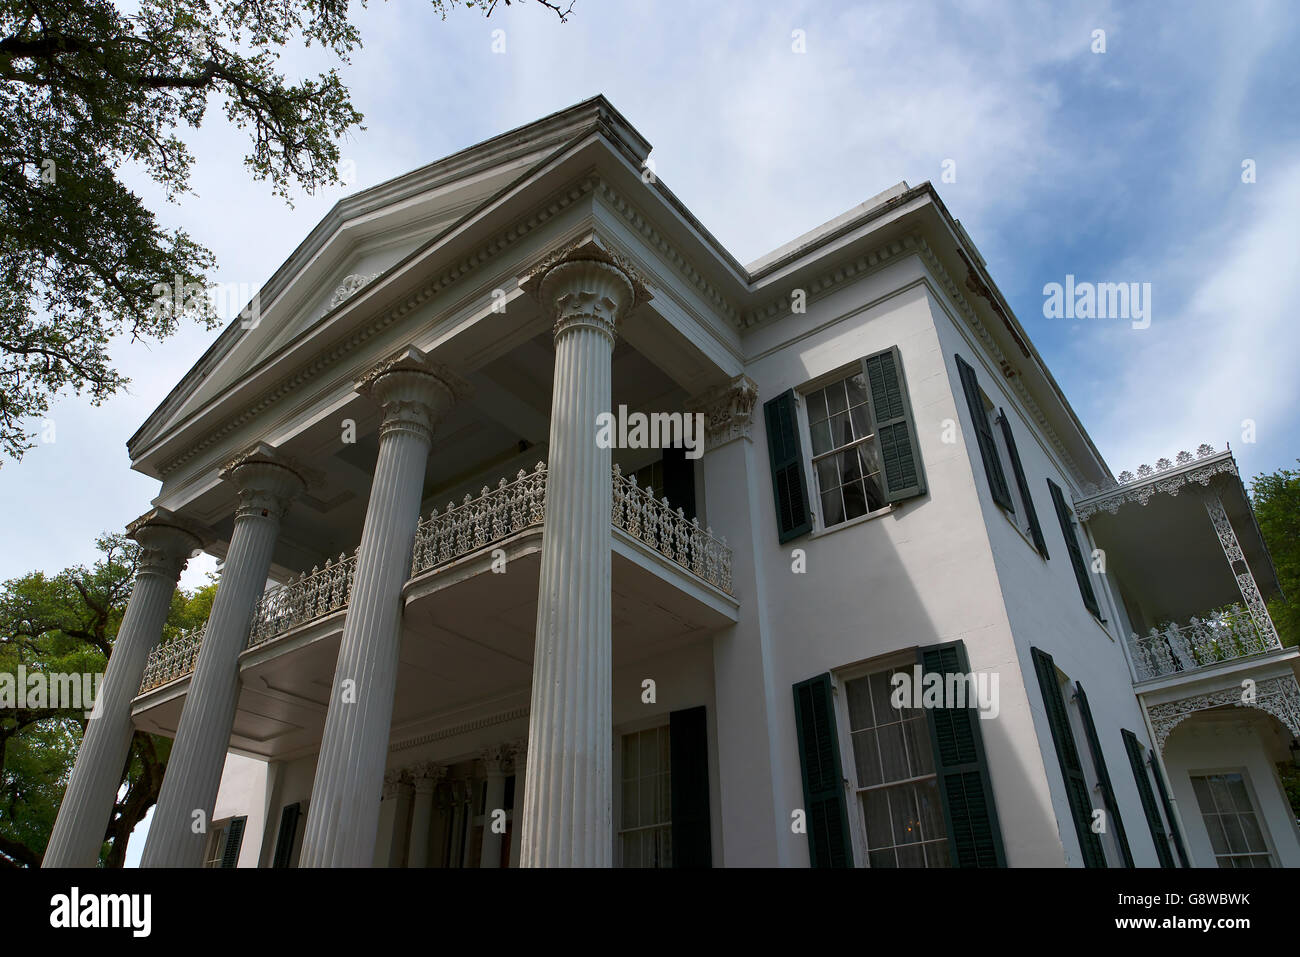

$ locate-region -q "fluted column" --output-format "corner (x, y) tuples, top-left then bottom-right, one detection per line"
(142, 445), (308, 867)
(519, 238), (648, 867)
(508, 737), (526, 867)
(478, 744), (514, 868)
(407, 762), (445, 868)
(43, 510), (207, 867)
(299, 348), (467, 868)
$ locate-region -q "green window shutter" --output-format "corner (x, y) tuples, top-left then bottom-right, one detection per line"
(1047, 479), (1101, 617)
(861, 347), (926, 502)
(1121, 729), (1177, 868)
(996, 409), (1048, 557)
(792, 673), (852, 867)
(1147, 741), (1191, 867)
(955, 354), (1014, 511)
(272, 802), (301, 869)
(763, 390), (813, 542)
(220, 815), (247, 869)
(1030, 648), (1107, 867)
(917, 640), (1006, 866)
(1074, 684), (1133, 867)
(669, 705), (712, 868)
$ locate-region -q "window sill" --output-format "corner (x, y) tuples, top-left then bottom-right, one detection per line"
(810, 503), (896, 539)
(999, 506), (1046, 559)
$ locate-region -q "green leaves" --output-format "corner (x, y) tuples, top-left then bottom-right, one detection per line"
(1250, 460), (1300, 648)
(0, 0), (365, 461)
(0, 533), (210, 867)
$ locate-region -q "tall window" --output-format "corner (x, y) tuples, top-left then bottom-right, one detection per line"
(843, 666), (949, 867)
(805, 371), (885, 528)
(619, 726), (672, 867)
(1190, 772), (1274, 867)
(202, 822), (228, 868)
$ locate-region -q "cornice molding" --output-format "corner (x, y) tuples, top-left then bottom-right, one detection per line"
(389, 706), (529, 754)
(593, 179), (742, 326)
(913, 234), (1089, 488)
(740, 235), (915, 329)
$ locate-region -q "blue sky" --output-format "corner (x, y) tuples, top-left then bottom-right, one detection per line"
(2, 0), (1296, 869)
(3, 3), (1298, 615)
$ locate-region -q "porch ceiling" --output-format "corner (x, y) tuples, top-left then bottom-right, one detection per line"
(1084, 469), (1280, 626)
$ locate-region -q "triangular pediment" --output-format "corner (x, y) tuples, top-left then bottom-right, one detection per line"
(130, 97), (648, 460)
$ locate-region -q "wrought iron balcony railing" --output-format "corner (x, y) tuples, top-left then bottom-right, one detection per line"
(1129, 605), (1282, 681)
(139, 462), (733, 694)
(141, 623), (206, 693)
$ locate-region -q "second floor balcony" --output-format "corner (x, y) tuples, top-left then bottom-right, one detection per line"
(1129, 605), (1284, 682)
(139, 461), (735, 697)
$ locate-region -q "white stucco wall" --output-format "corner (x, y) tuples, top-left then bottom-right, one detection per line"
(212, 752), (271, 867)
(711, 255), (1070, 866)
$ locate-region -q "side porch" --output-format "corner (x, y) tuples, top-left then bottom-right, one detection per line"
(1076, 445), (1300, 867)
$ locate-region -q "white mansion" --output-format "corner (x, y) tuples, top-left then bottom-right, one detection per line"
(45, 97), (1299, 868)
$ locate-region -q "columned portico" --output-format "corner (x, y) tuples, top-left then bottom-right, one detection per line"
(43, 510), (206, 867)
(518, 238), (648, 867)
(143, 445), (308, 867)
(299, 348), (467, 868)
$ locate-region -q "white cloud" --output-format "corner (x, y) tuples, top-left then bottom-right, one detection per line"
(1069, 159), (1300, 479)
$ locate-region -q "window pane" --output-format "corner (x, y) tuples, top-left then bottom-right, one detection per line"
(890, 784), (922, 846)
(806, 388), (828, 424)
(1226, 775), (1252, 813)
(870, 671), (899, 726)
(1192, 776), (1214, 812)
(916, 778), (945, 841)
(845, 373), (869, 409)
(905, 718), (936, 777)
(639, 729), (659, 777)
(862, 791), (893, 848)
(876, 723), (909, 782)
(815, 456), (840, 493)
(869, 848), (896, 868)
(845, 676), (874, 731)
(1220, 814), (1248, 854)
(1238, 812), (1266, 853)
(623, 734), (638, 781)
(925, 840), (952, 868)
(810, 419), (833, 456)
(850, 403), (871, 439)
(623, 833), (641, 867)
(1204, 814), (1229, 855)
(851, 728), (883, 788)
(842, 480), (871, 521)
(826, 380), (848, 416)
(896, 843), (926, 868)
(829, 411), (853, 448)
(622, 778), (639, 829)
(1208, 776), (1234, 813)
(821, 487), (845, 526)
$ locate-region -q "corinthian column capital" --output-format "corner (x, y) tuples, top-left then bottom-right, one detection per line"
(125, 508), (211, 582)
(410, 761), (447, 794)
(687, 375), (759, 451)
(219, 442), (315, 521)
(520, 235), (651, 345)
(357, 346), (471, 444)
